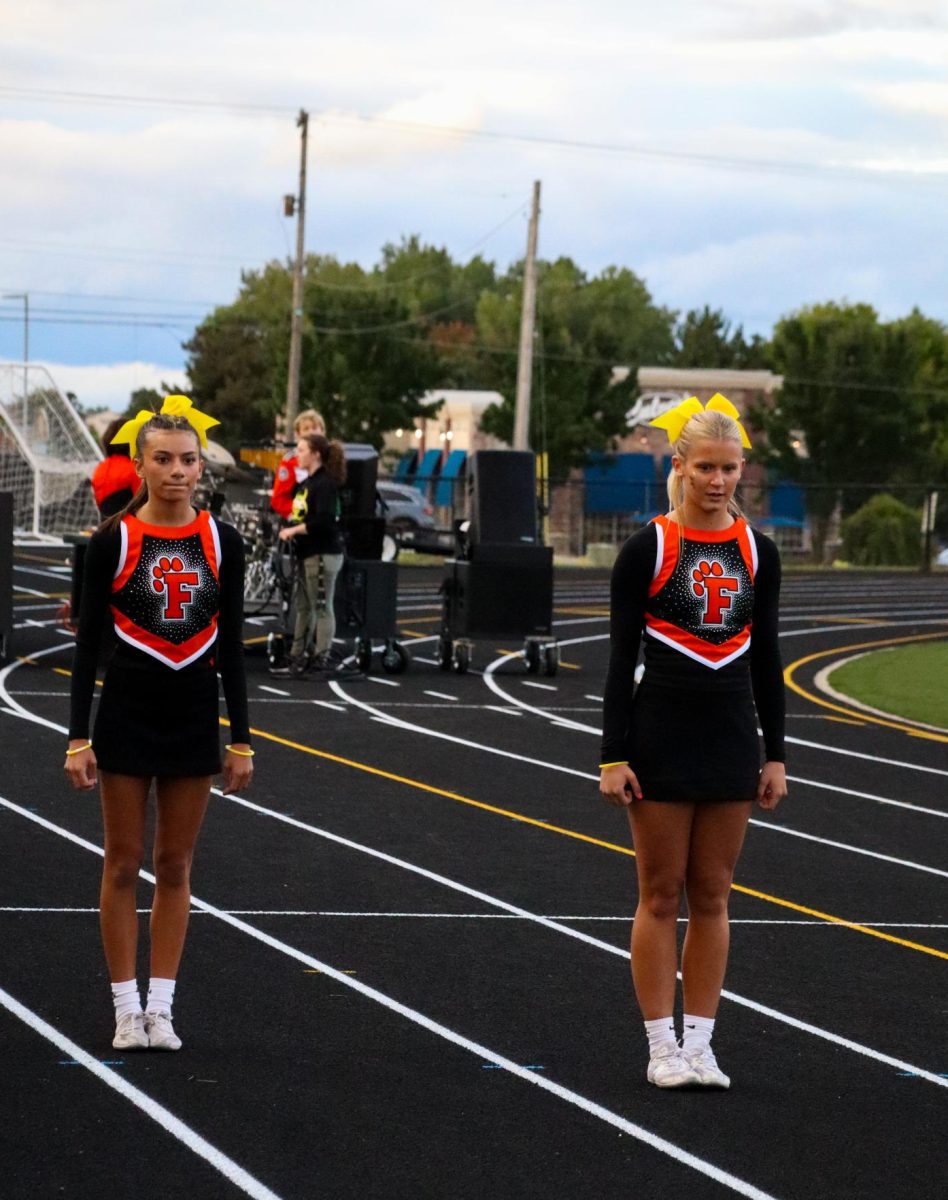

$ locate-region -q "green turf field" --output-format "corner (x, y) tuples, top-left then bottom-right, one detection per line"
(827, 640), (948, 730)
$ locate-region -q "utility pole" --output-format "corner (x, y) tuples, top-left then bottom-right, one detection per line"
(284, 109), (309, 437)
(512, 181), (541, 452)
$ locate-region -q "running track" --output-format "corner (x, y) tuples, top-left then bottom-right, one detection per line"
(1, 550), (945, 1199)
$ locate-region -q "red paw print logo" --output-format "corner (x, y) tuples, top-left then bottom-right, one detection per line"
(691, 560), (739, 624)
(691, 559), (722, 598)
(152, 556), (184, 593)
(150, 556), (199, 620)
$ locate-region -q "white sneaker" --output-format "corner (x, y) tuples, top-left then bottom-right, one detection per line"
(144, 1010), (182, 1051)
(112, 1011), (149, 1050)
(647, 1042), (700, 1088)
(683, 1045), (730, 1089)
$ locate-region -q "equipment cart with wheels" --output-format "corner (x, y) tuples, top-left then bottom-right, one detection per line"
(437, 449), (558, 676)
(335, 558), (410, 675)
(439, 542), (557, 676)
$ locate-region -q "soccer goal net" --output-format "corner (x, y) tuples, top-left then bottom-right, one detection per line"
(0, 363), (102, 539)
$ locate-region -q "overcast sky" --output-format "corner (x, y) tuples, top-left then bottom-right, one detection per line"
(2, 0), (948, 410)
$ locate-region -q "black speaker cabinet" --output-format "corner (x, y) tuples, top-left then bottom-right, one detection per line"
(442, 545), (553, 639)
(0, 492), (12, 662)
(342, 516), (386, 560)
(334, 559), (398, 639)
(468, 450), (538, 546)
(339, 447), (378, 519)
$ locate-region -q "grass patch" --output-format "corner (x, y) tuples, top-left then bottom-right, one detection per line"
(828, 641), (948, 730)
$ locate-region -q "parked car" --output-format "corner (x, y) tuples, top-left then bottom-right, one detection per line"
(377, 482), (436, 539)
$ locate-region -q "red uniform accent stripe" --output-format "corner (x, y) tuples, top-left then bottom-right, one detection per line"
(645, 613), (751, 663)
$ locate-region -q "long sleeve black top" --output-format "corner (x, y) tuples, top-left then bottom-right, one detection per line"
(600, 522), (785, 765)
(290, 467), (343, 558)
(68, 517), (251, 744)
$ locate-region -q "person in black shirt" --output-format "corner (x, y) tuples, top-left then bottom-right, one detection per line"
(64, 399), (253, 1053)
(275, 432), (346, 675)
(599, 394), (786, 1091)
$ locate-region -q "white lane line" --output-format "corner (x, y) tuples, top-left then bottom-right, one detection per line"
(485, 706), (523, 716)
(313, 700), (346, 712)
(258, 685), (290, 697)
(750, 823), (948, 879)
(584, 695), (603, 703)
(20, 779), (946, 1097)
(484, 641), (948, 778)
(0, 795), (782, 1199)
(786, 775), (947, 820)
(328, 681), (591, 779)
(0, 985), (283, 1200)
(367, 677), (401, 687)
(522, 681), (558, 692)
(335, 667), (948, 876)
(424, 691), (458, 701)
(4, 907), (947, 928)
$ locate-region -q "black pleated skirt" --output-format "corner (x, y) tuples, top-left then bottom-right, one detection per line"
(625, 680), (760, 803)
(92, 662), (222, 778)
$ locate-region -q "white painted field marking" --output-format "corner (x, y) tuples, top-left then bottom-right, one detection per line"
(786, 775), (947, 819)
(0, 795), (782, 1199)
(9, 786), (947, 1099)
(366, 676), (401, 687)
(313, 700), (346, 712)
(521, 680), (558, 691)
(258, 685), (290, 697)
(0, 985), (284, 1200)
(2, 907), (948, 928)
(424, 691), (458, 701)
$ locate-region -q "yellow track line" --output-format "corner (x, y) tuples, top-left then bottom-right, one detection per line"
(28, 656), (948, 960)
(221, 720), (948, 962)
(784, 631), (948, 744)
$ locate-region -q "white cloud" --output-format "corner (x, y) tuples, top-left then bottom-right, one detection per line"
(38, 361), (190, 412)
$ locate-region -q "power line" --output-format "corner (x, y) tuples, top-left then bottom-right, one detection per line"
(1, 84), (943, 187)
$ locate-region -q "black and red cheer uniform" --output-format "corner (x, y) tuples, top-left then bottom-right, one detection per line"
(69, 509), (250, 777)
(600, 515), (785, 802)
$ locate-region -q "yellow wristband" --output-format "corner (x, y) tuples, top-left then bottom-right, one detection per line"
(65, 742), (93, 756)
(225, 745), (255, 757)
(598, 761), (629, 769)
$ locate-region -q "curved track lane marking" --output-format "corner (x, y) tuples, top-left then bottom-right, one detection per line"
(784, 632), (948, 743)
(812, 652), (948, 735)
(4, 646), (945, 959)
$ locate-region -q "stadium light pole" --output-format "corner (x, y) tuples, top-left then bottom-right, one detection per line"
(2, 291), (28, 424)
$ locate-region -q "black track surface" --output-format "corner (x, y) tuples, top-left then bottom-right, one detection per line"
(1, 549), (946, 1200)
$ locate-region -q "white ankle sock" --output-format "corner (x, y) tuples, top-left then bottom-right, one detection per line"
(145, 977), (176, 1015)
(682, 1014), (715, 1053)
(110, 979), (142, 1020)
(644, 1017), (677, 1055)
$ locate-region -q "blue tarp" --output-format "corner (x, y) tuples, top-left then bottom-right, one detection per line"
(766, 482), (805, 526)
(584, 453), (669, 515)
(434, 449), (466, 506)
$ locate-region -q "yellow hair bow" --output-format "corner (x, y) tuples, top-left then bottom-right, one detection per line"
(649, 392), (752, 450)
(111, 394), (220, 454)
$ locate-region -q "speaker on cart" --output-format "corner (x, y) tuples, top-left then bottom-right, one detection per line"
(339, 445), (378, 519)
(342, 516), (386, 560)
(0, 492), (12, 661)
(468, 450), (538, 546)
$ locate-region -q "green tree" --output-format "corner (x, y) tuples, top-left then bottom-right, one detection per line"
(478, 259), (676, 478)
(674, 305), (769, 369)
(748, 301), (944, 557)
